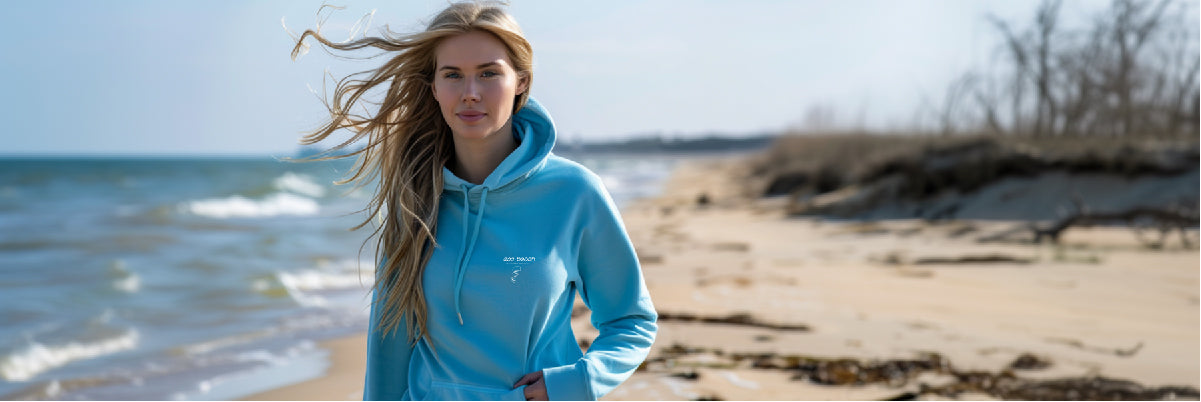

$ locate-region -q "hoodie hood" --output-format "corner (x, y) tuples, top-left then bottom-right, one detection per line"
(440, 97), (557, 325)
(442, 97), (557, 193)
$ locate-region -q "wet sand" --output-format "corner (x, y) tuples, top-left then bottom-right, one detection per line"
(243, 156), (1200, 400)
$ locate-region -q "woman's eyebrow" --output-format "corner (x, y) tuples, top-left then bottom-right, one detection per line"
(437, 61), (503, 71)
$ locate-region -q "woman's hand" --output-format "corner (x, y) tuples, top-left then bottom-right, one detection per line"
(514, 370), (548, 401)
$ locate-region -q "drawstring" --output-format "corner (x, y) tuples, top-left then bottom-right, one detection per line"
(452, 185), (489, 325)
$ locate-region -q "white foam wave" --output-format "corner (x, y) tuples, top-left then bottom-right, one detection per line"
(0, 329), (140, 382)
(275, 271), (351, 308)
(107, 260), (140, 293)
(113, 275), (141, 293)
(231, 340), (316, 367)
(271, 260), (373, 308)
(182, 193), (318, 219)
(177, 328), (280, 356)
(277, 269), (366, 292)
(286, 289), (328, 308)
(273, 172), (326, 198)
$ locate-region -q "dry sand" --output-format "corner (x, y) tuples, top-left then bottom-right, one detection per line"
(244, 156), (1199, 401)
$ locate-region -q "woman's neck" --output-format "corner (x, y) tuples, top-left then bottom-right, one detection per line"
(450, 122), (519, 185)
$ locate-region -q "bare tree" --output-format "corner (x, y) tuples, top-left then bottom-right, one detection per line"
(940, 0), (1198, 139)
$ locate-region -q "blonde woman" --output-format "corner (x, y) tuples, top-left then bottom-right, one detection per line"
(290, 2), (657, 400)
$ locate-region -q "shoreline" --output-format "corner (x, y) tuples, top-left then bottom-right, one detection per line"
(240, 335), (367, 401)
(237, 155), (1199, 401)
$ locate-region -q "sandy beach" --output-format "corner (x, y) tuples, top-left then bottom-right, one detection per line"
(243, 156), (1199, 401)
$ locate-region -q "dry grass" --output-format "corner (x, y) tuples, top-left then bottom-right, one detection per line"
(743, 131), (1199, 201)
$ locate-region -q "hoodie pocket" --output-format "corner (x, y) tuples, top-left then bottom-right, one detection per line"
(428, 381), (527, 401)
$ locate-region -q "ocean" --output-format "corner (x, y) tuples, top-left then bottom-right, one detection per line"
(0, 152), (680, 400)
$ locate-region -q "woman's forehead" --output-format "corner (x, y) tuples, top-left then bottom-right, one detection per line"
(435, 31), (513, 69)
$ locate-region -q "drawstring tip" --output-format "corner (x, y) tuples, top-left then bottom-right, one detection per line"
(457, 313), (464, 325)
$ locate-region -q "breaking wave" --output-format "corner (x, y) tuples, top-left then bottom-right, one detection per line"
(0, 329), (140, 382)
(252, 260), (373, 308)
(181, 193), (319, 219)
(272, 172), (326, 198)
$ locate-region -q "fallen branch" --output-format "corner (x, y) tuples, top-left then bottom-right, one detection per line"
(1046, 338), (1144, 357)
(1032, 204), (1197, 247)
(979, 197), (1199, 248)
(656, 311), (811, 331)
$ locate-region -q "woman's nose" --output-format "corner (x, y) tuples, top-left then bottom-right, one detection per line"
(462, 79), (481, 103)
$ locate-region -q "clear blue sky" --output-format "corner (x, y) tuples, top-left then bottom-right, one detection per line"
(0, 0), (1172, 155)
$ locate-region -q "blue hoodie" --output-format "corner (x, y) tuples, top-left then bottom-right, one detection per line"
(364, 98), (658, 401)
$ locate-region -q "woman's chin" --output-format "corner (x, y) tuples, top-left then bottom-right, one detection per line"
(452, 125), (500, 141)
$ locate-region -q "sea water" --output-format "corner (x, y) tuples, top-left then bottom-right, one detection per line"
(0, 152), (679, 400)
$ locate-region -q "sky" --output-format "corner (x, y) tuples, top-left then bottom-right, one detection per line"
(0, 0), (1178, 156)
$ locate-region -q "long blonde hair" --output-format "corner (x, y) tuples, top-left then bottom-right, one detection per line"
(289, 1), (533, 343)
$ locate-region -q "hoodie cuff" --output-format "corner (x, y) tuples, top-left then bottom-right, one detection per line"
(542, 361), (593, 401)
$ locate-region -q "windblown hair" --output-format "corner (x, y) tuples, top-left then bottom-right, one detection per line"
(289, 1), (533, 344)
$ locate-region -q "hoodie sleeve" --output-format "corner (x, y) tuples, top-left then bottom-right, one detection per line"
(363, 273), (415, 401)
(542, 181), (658, 401)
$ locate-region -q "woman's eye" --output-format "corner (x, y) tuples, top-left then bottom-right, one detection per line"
(443, 72), (461, 79)
(481, 71), (499, 78)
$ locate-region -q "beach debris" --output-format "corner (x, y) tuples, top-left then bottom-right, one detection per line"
(893, 268), (935, 278)
(977, 225), (1042, 244)
(877, 251), (905, 265)
(710, 242), (749, 252)
(696, 193), (711, 207)
(977, 199), (1198, 250)
(670, 370), (700, 381)
(1007, 353), (1052, 370)
(788, 354), (952, 387)
(882, 391), (919, 401)
(571, 304), (589, 318)
(945, 223), (977, 238)
(914, 373), (1201, 400)
(695, 275), (753, 288)
(656, 311), (810, 331)
(1046, 338), (1144, 357)
(637, 253), (664, 265)
(839, 222), (890, 236)
(644, 343), (1199, 401)
(652, 224), (689, 242)
(911, 254), (1033, 265)
(1029, 200), (1199, 248)
(876, 252), (1035, 267)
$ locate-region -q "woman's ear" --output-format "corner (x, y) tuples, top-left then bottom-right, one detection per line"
(517, 72), (530, 95)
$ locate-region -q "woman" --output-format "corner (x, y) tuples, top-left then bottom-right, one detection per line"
(289, 2), (657, 400)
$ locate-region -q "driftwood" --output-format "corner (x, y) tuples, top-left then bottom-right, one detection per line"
(1031, 198), (1198, 247)
(656, 311), (811, 332)
(980, 197), (1198, 248)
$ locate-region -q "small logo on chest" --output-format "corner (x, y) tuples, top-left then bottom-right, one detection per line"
(502, 257), (536, 284)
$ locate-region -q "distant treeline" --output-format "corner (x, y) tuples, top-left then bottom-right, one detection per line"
(294, 144), (364, 159)
(558, 134), (776, 154)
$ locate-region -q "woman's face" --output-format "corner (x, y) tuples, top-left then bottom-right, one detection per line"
(432, 30), (528, 142)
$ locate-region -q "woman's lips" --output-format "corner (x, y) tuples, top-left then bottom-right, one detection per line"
(457, 111), (485, 123)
